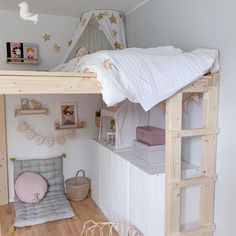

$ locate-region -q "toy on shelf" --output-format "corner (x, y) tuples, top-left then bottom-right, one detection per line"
(99, 100), (149, 149)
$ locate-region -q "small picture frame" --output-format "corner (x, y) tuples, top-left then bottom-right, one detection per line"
(59, 103), (78, 127)
(21, 98), (30, 110)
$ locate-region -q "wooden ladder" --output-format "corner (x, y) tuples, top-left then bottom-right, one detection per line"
(165, 73), (219, 236)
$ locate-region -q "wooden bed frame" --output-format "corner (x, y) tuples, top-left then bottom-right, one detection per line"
(0, 70), (219, 236)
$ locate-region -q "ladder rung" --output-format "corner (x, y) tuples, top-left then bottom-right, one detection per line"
(171, 176), (217, 189)
(177, 224), (215, 236)
(172, 128), (219, 138)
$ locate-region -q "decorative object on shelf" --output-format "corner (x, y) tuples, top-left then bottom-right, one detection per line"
(29, 100), (42, 110)
(59, 103), (78, 127)
(99, 100), (149, 149)
(42, 33), (51, 41)
(16, 99), (47, 116)
(17, 121), (78, 147)
(6, 42), (39, 64)
(18, 2), (38, 25)
(21, 98), (30, 109)
(53, 44), (61, 53)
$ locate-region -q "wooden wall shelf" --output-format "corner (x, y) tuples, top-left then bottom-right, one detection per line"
(54, 121), (85, 130)
(15, 108), (48, 116)
(6, 58), (40, 65)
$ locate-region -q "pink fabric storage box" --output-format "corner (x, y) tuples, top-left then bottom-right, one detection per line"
(136, 126), (165, 146)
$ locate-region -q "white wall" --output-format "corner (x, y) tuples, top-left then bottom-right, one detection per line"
(126, 1), (235, 235)
(0, 9), (77, 70)
(7, 94), (99, 201)
(0, 10), (100, 201)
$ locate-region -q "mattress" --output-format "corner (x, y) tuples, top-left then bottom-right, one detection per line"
(13, 155), (75, 227)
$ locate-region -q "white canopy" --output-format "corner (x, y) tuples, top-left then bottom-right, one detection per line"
(61, 10), (127, 63)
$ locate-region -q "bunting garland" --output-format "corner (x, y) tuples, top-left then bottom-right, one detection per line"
(17, 121), (76, 148)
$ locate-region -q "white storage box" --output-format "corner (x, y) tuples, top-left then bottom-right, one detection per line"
(133, 140), (165, 164)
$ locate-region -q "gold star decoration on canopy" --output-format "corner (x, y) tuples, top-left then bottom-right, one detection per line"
(42, 33), (51, 41)
(112, 30), (118, 37)
(67, 39), (72, 47)
(109, 14), (117, 24)
(114, 42), (121, 49)
(97, 12), (105, 20)
(53, 44), (61, 53)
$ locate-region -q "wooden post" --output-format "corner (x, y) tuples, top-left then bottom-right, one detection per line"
(165, 92), (183, 236)
(0, 95), (8, 205)
(199, 73), (219, 236)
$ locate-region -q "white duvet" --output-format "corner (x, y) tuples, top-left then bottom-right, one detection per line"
(55, 46), (220, 111)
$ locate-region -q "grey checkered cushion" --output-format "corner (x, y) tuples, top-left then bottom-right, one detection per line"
(13, 156), (75, 227)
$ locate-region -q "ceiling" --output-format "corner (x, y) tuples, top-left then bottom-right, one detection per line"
(0, 0), (146, 17)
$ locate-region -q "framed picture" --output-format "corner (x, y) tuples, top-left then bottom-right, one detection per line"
(59, 103), (78, 127)
(6, 42), (39, 64)
(21, 98), (30, 110)
(23, 43), (38, 61)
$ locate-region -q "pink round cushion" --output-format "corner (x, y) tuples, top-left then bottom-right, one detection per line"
(15, 171), (48, 203)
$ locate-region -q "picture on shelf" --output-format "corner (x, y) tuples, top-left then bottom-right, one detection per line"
(23, 43), (38, 60)
(6, 42), (24, 62)
(21, 98), (30, 110)
(6, 42), (39, 63)
(59, 103), (78, 127)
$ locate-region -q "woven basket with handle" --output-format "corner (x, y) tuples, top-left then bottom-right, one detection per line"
(65, 170), (90, 201)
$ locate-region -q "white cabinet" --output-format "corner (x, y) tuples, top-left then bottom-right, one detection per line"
(91, 139), (101, 206)
(100, 144), (113, 219)
(111, 152), (129, 223)
(129, 164), (151, 235)
(90, 139), (199, 236)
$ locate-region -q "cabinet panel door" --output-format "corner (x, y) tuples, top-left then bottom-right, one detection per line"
(129, 164), (150, 236)
(150, 175), (165, 236)
(100, 145), (113, 219)
(111, 153), (129, 223)
(91, 140), (101, 207)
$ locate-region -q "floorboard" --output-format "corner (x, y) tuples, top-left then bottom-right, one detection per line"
(0, 198), (108, 236)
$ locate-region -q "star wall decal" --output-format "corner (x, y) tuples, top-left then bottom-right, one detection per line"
(109, 14), (117, 24)
(114, 42), (121, 49)
(42, 33), (51, 41)
(67, 39), (72, 47)
(53, 44), (61, 53)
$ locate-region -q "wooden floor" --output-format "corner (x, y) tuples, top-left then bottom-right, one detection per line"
(0, 198), (108, 236)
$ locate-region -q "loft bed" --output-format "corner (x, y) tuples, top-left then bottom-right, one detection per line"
(0, 69), (219, 236)
(0, 70), (99, 94)
(0, 44), (220, 236)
